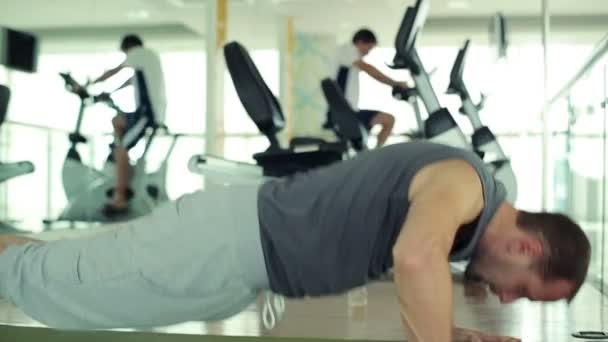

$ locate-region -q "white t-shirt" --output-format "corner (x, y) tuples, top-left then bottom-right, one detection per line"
(124, 46), (167, 123)
(332, 43), (362, 110)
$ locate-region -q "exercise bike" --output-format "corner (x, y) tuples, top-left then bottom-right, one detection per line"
(446, 39), (517, 204)
(189, 42), (367, 183)
(388, 0), (517, 203)
(45, 72), (179, 223)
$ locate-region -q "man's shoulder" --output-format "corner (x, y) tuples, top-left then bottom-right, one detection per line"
(404, 143), (484, 198)
(411, 158), (484, 222)
(128, 47), (160, 60)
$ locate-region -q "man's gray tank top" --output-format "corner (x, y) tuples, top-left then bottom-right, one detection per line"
(257, 142), (506, 298)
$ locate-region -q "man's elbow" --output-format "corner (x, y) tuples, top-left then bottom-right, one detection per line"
(392, 244), (448, 274)
(355, 61), (371, 73)
(392, 247), (427, 273)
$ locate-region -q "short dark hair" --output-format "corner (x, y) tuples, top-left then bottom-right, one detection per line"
(352, 28), (377, 45)
(516, 211), (591, 302)
(120, 34), (144, 52)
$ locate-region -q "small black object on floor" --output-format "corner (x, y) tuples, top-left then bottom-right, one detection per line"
(572, 331), (608, 339)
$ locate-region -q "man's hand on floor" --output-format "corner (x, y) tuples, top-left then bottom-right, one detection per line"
(453, 327), (521, 342)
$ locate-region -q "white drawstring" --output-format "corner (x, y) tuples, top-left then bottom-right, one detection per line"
(262, 292), (285, 330)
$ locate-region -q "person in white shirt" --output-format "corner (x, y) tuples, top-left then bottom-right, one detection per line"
(92, 34), (167, 216)
(324, 28), (412, 148)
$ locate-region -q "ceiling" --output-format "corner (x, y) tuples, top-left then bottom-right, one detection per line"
(0, 0), (207, 32)
(0, 0), (606, 47)
(272, 0), (608, 18)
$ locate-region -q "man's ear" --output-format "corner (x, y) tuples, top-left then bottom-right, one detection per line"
(508, 236), (543, 258)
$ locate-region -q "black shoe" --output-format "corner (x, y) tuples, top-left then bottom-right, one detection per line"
(322, 121), (334, 130)
(101, 203), (129, 218)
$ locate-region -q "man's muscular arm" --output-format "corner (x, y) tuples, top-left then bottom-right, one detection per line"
(354, 60), (408, 89)
(392, 159), (483, 342)
(93, 64), (125, 84)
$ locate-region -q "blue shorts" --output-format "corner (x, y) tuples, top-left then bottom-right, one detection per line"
(118, 106), (155, 150)
(357, 109), (381, 130)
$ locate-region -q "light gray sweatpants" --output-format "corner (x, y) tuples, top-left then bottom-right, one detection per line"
(0, 186), (270, 329)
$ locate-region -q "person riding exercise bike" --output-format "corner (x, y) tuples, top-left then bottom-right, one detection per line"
(91, 34), (167, 216)
(324, 28), (412, 148)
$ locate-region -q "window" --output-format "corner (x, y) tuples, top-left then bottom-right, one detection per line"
(161, 52), (206, 134)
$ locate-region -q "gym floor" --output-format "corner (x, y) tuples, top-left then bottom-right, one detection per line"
(0, 256), (605, 342)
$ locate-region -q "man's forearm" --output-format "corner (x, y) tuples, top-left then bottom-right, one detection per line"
(394, 253), (453, 342)
(355, 61), (401, 87)
(367, 66), (398, 87)
(113, 77), (133, 93)
(93, 65), (123, 84)
(93, 70), (115, 84)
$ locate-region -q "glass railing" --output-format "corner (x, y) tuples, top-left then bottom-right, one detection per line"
(545, 34), (608, 292)
(0, 121), (206, 231)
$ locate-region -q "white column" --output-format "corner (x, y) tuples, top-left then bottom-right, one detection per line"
(541, 0), (551, 210)
(279, 16), (295, 143)
(205, 0), (227, 156)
